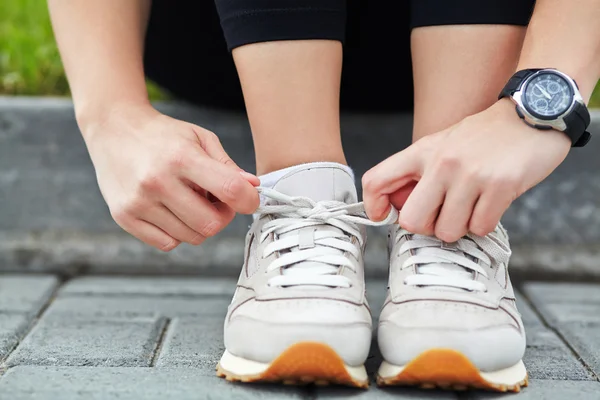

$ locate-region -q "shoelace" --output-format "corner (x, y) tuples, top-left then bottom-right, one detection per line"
(256, 187), (398, 288)
(396, 229), (512, 292)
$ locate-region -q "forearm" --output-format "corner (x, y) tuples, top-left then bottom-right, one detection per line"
(517, 0), (600, 102)
(48, 0), (152, 131)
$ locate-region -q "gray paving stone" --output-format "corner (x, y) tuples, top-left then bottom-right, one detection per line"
(0, 231), (250, 276)
(0, 366), (307, 400)
(523, 282), (600, 304)
(61, 276), (236, 297)
(156, 317), (223, 370)
(555, 323), (600, 378)
(465, 379), (600, 399)
(0, 275), (59, 313)
(525, 303), (600, 325)
(316, 386), (456, 399)
(517, 286), (582, 381)
(523, 282), (600, 324)
(523, 282), (600, 377)
(523, 327), (594, 380)
(6, 317), (165, 367)
(44, 296), (230, 319)
(0, 314), (29, 359)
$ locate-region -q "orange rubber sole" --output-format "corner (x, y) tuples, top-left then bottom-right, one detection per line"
(377, 349), (528, 392)
(216, 342), (369, 388)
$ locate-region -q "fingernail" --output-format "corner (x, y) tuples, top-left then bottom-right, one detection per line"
(239, 170), (259, 183)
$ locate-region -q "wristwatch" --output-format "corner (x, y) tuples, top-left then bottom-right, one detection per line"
(498, 68), (591, 147)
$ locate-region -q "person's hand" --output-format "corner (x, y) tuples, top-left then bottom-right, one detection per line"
(362, 99), (571, 242)
(81, 102), (260, 251)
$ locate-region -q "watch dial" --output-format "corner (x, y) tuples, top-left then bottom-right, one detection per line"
(524, 73), (573, 118)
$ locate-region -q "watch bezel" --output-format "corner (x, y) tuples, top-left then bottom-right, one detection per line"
(521, 71), (575, 121)
(510, 69), (583, 132)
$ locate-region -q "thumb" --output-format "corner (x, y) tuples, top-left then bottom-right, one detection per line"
(362, 143), (424, 221)
(194, 126), (238, 168)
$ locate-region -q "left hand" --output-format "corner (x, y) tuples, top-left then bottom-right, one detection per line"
(362, 98), (571, 242)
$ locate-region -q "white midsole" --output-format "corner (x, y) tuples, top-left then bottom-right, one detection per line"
(378, 359), (527, 386)
(219, 350), (368, 382)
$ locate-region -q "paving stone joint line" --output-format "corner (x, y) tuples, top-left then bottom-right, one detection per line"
(0, 279), (65, 367)
(518, 286), (600, 382)
(149, 318), (172, 367)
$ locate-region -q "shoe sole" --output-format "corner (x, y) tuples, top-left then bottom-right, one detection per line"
(216, 342), (369, 388)
(377, 348), (528, 392)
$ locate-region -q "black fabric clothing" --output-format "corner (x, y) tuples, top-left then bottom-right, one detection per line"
(214, 0), (347, 51)
(411, 0), (536, 29)
(144, 1), (535, 112)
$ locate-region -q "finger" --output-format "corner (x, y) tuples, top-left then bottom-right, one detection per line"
(121, 218), (180, 252)
(240, 170), (260, 186)
(163, 182), (236, 237)
(183, 154), (260, 214)
(434, 183), (480, 242)
(142, 205), (206, 245)
(365, 180), (416, 223)
(469, 190), (513, 237)
(192, 125), (261, 186)
(389, 181), (418, 210)
(398, 172), (446, 235)
(362, 145), (424, 221)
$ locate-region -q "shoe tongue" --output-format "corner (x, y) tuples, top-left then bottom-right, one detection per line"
(271, 164), (357, 204)
(269, 164), (358, 289)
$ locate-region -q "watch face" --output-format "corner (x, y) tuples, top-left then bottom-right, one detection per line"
(523, 72), (573, 119)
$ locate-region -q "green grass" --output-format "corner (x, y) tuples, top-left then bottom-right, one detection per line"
(1, 1), (599, 106)
(592, 83), (600, 107)
(0, 0), (67, 96)
(0, 0), (167, 99)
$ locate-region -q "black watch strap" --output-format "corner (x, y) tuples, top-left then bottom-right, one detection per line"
(564, 102), (592, 147)
(498, 69), (541, 100)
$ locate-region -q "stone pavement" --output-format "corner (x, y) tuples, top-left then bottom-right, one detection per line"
(0, 275), (599, 399)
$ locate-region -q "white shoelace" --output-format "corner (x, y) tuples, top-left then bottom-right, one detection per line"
(256, 187), (398, 288)
(396, 230), (512, 292)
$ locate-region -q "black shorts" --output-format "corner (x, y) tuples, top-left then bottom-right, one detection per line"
(144, 1), (535, 112)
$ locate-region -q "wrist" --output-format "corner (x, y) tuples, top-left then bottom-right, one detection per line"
(76, 97), (153, 142)
(493, 97), (571, 149)
(490, 97), (519, 119)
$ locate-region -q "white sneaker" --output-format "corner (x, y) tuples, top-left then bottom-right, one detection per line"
(377, 225), (528, 392)
(217, 163), (396, 387)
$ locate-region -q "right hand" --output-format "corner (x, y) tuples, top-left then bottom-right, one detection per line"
(81, 102), (260, 251)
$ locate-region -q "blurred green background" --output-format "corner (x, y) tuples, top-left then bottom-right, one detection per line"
(0, 0), (166, 99)
(1, 1), (599, 106)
